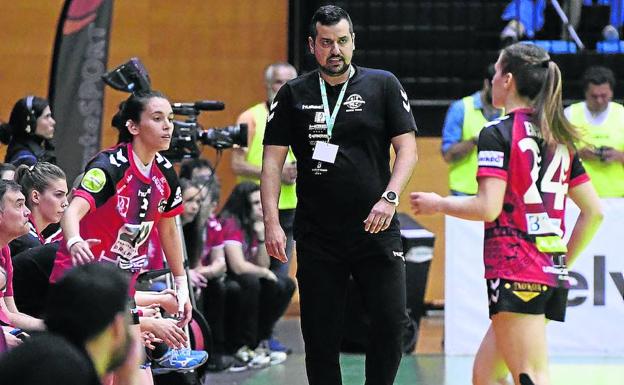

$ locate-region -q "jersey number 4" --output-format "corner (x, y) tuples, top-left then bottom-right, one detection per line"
(518, 138), (570, 210)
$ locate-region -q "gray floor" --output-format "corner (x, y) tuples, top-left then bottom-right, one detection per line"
(199, 318), (624, 385)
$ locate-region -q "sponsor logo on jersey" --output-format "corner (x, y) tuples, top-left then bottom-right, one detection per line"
(343, 94), (366, 111)
(314, 111), (325, 123)
(117, 196), (130, 218)
(302, 104), (322, 110)
(81, 168), (107, 193)
(152, 175), (166, 196)
(478, 151), (505, 167)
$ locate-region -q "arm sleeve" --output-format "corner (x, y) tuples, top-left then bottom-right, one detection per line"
(221, 218), (244, 243)
(384, 73), (418, 137)
(161, 170), (184, 218)
(263, 85), (293, 146)
(569, 152), (590, 187)
(74, 156), (116, 210)
(476, 124), (510, 181)
(441, 100), (465, 153)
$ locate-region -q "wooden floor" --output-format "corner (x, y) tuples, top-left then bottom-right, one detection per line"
(197, 315), (624, 385)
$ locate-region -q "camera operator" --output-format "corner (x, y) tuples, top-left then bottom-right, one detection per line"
(232, 62), (298, 278)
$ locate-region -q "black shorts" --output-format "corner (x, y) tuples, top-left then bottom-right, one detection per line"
(486, 278), (568, 322)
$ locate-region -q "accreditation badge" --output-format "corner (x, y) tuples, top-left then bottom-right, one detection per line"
(312, 141), (338, 164)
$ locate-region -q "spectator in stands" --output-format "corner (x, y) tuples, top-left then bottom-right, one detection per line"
(10, 162), (68, 255)
(0, 263), (142, 385)
(441, 64), (502, 196)
(0, 164), (15, 181)
(220, 182), (294, 370)
(0, 180), (46, 342)
(565, 65), (624, 197)
(411, 42), (603, 385)
(0, 96), (56, 166)
(179, 158), (218, 267)
(232, 62), (298, 277)
(188, 179), (240, 372)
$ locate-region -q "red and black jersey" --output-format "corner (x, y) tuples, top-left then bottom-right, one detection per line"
(476, 108), (589, 287)
(50, 143), (184, 291)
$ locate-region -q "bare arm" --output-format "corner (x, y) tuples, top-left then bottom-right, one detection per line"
(364, 131), (418, 233)
(411, 177), (506, 222)
(443, 139), (478, 163)
(157, 216), (192, 325)
(224, 243), (276, 281)
(62, 196), (99, 265)
(195, 247), (227, 278)
(566, 182), (603, 266)
(2, 296), (44, 330)
(260, 145), (289, 262)
(231, 109), (261, 178)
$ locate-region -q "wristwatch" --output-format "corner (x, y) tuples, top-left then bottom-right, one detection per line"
(381, 190), (399, 206)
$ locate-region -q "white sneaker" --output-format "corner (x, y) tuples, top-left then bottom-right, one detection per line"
(268, 350), (287, 366)
(248, 349), (270, 369)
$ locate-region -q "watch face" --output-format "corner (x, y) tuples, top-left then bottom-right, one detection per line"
(386, 191), (397, 200)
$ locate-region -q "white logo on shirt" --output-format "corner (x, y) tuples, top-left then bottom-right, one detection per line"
(302, 104), (323, 110)
(314, 112), (325, 123)
(270, 101), (278, 111)
(343, 94), (366, 111)
(478, 151), (505, 167)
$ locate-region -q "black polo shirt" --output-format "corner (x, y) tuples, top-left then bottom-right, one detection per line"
(264, 64), (417, 238)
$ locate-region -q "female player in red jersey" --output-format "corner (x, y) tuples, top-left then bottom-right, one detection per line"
(411, 43), (603, 385)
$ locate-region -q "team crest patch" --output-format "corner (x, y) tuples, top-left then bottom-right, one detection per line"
(81, 168), (107, 193)
(117, 196), (130, 218)
(343, 94), (365, 111)
(158, 199), (167, 213)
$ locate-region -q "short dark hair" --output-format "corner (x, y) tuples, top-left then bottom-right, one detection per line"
(309, 5), (353, 40)
(0, 180), (23, 209)
(582, 66), (615, 91)
(179, 158), (214, 180)
(44, 263), (129, 346)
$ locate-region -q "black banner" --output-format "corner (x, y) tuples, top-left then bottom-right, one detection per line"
(48, 0), (114, 184)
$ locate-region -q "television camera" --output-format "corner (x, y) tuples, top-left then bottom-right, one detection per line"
(102, 58), (247, 161)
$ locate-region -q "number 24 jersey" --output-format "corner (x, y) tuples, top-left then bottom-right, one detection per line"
(476, 108), (590, 287)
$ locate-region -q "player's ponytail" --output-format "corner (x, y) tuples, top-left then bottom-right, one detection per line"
(501, 43), (580, 149)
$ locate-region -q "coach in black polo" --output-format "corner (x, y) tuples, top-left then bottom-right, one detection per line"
(261, 5), (418, 385)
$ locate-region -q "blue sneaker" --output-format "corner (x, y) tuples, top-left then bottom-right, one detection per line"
(268, 337), (292, 355)
(152, 348), (209, 374)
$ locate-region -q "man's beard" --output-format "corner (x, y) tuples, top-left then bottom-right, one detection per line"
(107, 327), (133, 372)
(319, 56), (349, 77)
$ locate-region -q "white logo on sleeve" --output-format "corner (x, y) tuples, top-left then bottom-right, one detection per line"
(400, 89), (410, 112)
(478, 151), (505, 167)
(267, 101), (278, 123)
